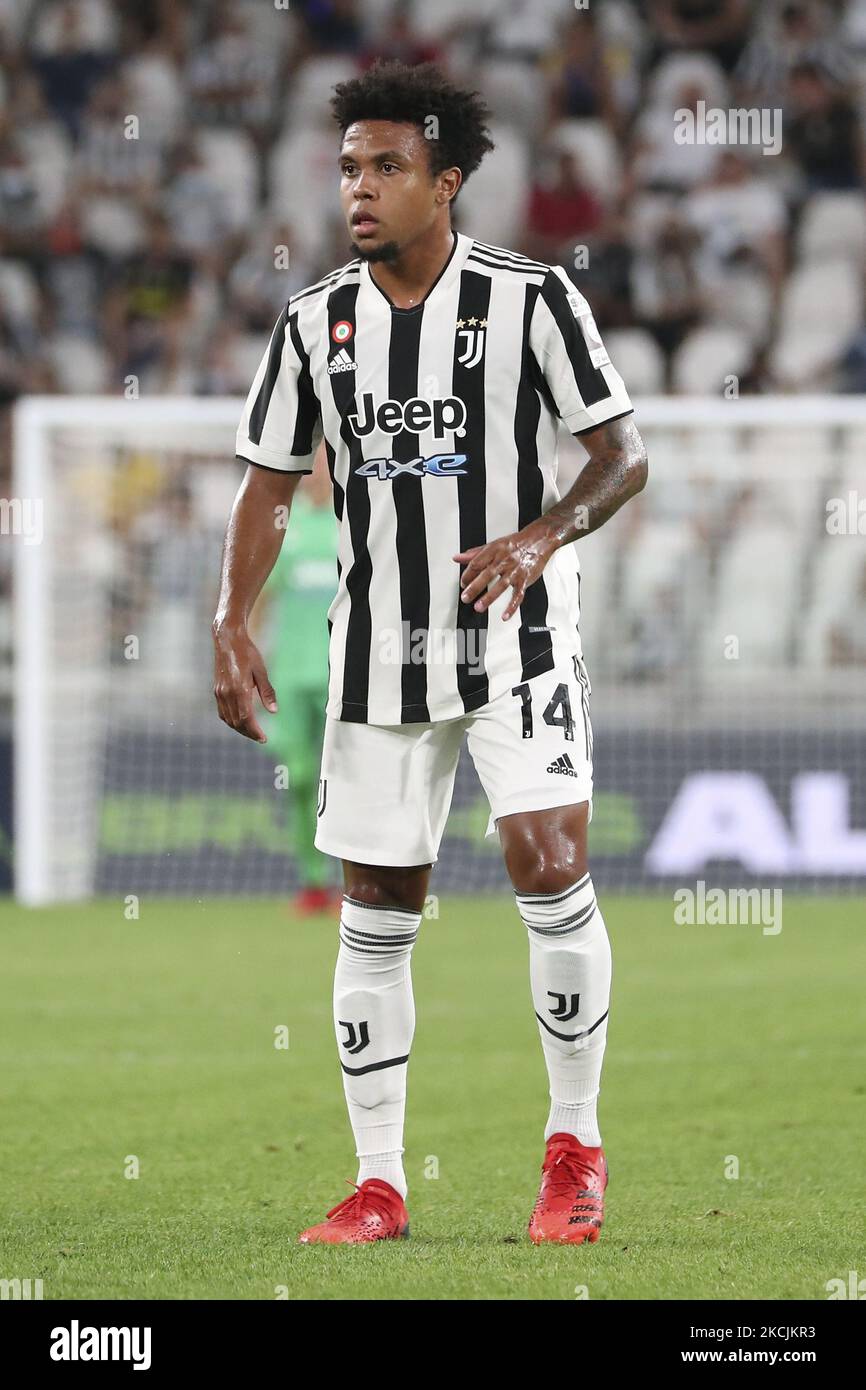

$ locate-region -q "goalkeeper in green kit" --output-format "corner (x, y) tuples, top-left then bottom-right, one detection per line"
(258, 443), (339, 913)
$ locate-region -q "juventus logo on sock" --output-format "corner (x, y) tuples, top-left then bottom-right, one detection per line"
(548, 991), (580, 1021)
(339, 1020), (370, 1055)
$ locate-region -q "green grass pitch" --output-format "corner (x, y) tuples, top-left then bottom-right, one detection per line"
(0, 894), (862, 1301)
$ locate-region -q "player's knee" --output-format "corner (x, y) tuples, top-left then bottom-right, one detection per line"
(503, 834), (587, 896)
(500, 804), (589, 895)
(342, 863), (431, 913)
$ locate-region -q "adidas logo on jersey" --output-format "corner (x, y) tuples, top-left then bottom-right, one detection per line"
(547, 753), (578, 776)
(327, 348), (357, 374)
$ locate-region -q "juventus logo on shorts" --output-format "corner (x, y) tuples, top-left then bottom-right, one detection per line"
(316, 778), (327, 818)
(455, 317), (487, 368)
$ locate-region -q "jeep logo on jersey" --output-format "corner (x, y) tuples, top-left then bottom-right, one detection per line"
(348, 393), (467, 439)
(456, 316), (487, 368)
(355, 454), (468, 480)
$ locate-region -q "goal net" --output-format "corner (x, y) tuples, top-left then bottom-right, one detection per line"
(13, 395), (866, 904)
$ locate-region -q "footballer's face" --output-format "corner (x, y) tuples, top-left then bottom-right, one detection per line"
(339, 120), (457, 262)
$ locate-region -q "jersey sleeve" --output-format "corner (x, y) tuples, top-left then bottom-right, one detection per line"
(236, 305), (322, 472)
(530, 266), (633, 436)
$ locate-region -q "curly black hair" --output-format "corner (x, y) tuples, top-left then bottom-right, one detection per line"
(330, 60), (495, 195)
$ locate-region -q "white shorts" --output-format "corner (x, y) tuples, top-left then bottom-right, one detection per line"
(314, 654), (593, 866)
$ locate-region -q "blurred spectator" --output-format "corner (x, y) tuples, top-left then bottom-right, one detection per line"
(187, 1), (280, 140)
(29, 0), (118, 139)
(0, 137), (46, 255)
(734, 1), (853, 107)
(629, 60), (728, 194)
(0, 0), (861, 427)
(784, 62), (866, 193)
(128, 482), (216, 677)
(576, 206), (635, 330)
(627, 581), (690, 681)
(359, 0), (442, 69)
(836, 326), (866, 394)
(684, 150), (787, 322)
(647, 0), (752, 73)
(546, 11), (616, 126)
(227, 222), (317, 333)
(75, 73), (164, 257)
(525, 147), (603, 263)
(631, 212), (705, 370)
(295, 0), (364, 58)
(164, 138), (235, 272)
(102, 210), (194, 389)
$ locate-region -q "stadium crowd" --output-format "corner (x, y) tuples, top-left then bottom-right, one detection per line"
(1, 0), (866, 682)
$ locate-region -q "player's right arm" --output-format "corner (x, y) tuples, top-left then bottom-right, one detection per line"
(214, 302), (322, 742)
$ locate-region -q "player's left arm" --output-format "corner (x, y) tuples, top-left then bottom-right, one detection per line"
(455, 414), (647, 619)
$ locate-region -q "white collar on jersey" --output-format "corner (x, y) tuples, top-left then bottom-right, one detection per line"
(362, 230), (472, 313)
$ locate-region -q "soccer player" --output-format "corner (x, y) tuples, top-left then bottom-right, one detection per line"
(257, 442), (338, 913)
(213, 61), (648, 1246)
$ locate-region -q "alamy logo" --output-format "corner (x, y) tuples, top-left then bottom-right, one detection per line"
(0, 1277), (43, 1299)
(49, 1321), (151, 1370)
(348, 393), (467, 439)
(456, 316), (487, 368)
(673, 100), (782, 156)
(327, 347), (357, 374)
(547, 754), (578, 777)
(339, 1020), (370, 1054)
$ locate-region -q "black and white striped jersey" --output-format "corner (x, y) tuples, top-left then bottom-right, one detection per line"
(236, 230), (633, 724)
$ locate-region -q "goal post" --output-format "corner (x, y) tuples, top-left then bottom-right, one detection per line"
(13, 394), (866, 904)
(13, 396), (244, 905)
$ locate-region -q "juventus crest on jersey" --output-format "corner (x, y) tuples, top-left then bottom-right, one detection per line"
(236, 231), (633, 725)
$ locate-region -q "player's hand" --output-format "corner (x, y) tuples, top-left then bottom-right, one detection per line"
(212, 623), (277, 743)
(454, 523), (557, 620)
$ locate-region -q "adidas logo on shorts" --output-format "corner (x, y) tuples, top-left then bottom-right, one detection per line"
(547, 753), (578, 776)
(327, 348), (358, 374)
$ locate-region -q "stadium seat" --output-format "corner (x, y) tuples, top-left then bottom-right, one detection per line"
(671, 325), (752, 395)
(798, 539), (866, 668)
(778, 260), (864, 339)
(46, 334), (110, 393)
(769, 328), (851, 389)
(478, 59), (546, 142)
(570, 523), (619, 672)
(620, 519), (697, 617)
(604, 328), (665, 394)
(268, 128), (344, 261)
(0, 259), (41, 326)
(457, 123), (530, 248)
(549, 119), (623, 206)
(703, 524), (803, 667)
(796, 193), (866, 268)
(709, 267), (774, 345)
(196, 129), (259, 233)
(285, 57), (360, 132)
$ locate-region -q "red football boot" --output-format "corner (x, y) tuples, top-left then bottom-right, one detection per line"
(528, 1132), (608, 1245)
(298, 1179), (410, 1244)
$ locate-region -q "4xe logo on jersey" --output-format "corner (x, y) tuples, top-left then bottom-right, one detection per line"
(348, 392), (467, 439)
(356, 454), (468, 480)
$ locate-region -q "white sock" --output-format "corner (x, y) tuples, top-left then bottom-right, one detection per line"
(515, 874), (612, 1149)
(333, 896), (421, 1200)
